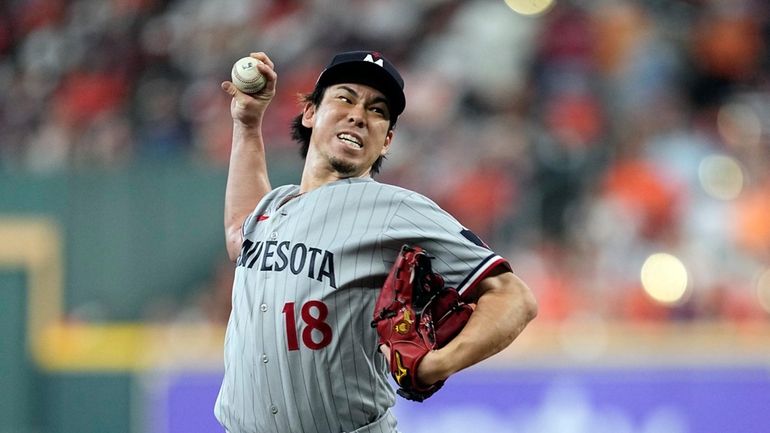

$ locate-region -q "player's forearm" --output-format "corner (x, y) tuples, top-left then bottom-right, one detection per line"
(224, 122), (271, 261)
(419, 273), (537, 384)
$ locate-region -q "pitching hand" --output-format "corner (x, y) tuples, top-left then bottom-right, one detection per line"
(221, 51), (277, 128)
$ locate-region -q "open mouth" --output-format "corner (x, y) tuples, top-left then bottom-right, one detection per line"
(338, 133), (363, 149)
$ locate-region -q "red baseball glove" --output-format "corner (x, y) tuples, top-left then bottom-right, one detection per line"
(371, 245), (473, 402)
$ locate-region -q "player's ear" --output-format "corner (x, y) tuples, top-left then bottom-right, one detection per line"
(380, 130), (393, 156)
(301, 102), (316, 128)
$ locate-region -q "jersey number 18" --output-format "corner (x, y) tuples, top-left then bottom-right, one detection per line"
(282, 300), (333, 350)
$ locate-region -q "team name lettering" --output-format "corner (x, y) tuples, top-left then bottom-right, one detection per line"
(238, 240), (337, 288)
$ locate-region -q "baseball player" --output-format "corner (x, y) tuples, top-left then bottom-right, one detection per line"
(214, 50), (538, 433)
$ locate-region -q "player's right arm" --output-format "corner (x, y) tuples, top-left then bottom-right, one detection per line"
(415, 268), (537, 385)
(221, 52), (277, 261)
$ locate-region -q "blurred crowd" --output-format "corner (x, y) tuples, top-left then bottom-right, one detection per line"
(2, 0), (770, 324)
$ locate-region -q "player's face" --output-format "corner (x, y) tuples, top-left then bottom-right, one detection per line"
(302, 83), (393, 177)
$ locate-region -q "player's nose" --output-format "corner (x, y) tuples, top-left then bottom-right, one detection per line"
(347, 103), (366, 128)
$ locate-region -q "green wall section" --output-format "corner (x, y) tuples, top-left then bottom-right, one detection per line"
(0, 161), (229, 320)
(1, 273), (143, 433)
(1, 159), (298, 433)
(42, 374), (133, 433)
(0, 271), (37, 433)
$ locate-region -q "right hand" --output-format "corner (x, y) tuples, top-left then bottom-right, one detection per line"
(221, 51), (277, 128)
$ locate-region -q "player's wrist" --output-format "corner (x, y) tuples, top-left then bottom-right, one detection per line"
(231, 120), (266, 145)
(233, 114), (265, 130)
(416, 350), (449, 386)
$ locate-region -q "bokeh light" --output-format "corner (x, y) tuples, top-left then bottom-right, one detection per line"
(698, 154), (744, 200)
(504, 0), (555, 16)
(756, 268), (770, 314)
(640, 253), (689, 305)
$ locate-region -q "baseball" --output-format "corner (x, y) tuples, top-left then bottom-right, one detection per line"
(231, 56), (266, 94)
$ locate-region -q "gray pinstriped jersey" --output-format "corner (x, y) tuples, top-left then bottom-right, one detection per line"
(215, 177), (509, 433)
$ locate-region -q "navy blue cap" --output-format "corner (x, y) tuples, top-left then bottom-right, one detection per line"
(315, 51), (406, 117)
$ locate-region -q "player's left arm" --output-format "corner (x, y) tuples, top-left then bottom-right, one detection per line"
(416, 266), (538, 386)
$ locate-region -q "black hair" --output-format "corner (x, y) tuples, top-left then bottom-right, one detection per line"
(290, 85), (398, 176)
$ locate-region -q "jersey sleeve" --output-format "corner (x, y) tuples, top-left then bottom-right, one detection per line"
(241, 185), (298, 238)
(381, 192), (511, 300)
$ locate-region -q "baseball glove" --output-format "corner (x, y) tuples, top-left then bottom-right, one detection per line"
(371, 244), (473, 402)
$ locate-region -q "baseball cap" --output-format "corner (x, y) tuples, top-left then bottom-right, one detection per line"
(315, 51), (406, 117)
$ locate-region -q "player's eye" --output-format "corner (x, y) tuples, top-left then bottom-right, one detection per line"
(337, 95), (352, 104)
(370, 105), (389, 118)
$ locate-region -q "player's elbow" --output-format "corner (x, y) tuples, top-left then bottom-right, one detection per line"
(509, 273), (538, 321)
(479, 271), (538, 324)
(520, 285), (538, 324)
(504, 275), (538, 329)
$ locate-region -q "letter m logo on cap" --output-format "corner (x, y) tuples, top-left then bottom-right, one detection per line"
(364, 52), (384, 67)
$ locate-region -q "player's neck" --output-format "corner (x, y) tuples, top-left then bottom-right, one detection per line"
(299, 171), (372, 193)
(300, 161), (372, 193)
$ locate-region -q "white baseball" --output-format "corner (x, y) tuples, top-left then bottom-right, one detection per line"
(231, 57), (266, 94)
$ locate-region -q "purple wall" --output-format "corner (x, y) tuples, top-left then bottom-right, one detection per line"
(145, 366), (770, 433)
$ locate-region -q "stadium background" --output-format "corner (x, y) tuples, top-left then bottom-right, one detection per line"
(2, 0), (770, 432)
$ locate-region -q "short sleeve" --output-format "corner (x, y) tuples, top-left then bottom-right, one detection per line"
(381, 192), (511, 299)
(242, 185), (298, 238)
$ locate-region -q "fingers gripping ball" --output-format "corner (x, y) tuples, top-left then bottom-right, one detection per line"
(371, 244), (473, 402)
(231, 57), (266, 94)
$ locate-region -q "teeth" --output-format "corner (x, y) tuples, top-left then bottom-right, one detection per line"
(338, 133), (362, 148)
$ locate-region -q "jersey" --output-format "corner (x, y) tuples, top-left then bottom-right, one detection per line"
(214, 177), (510, 433)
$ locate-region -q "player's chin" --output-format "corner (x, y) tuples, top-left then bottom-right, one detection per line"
(328, 155), (361, 176)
